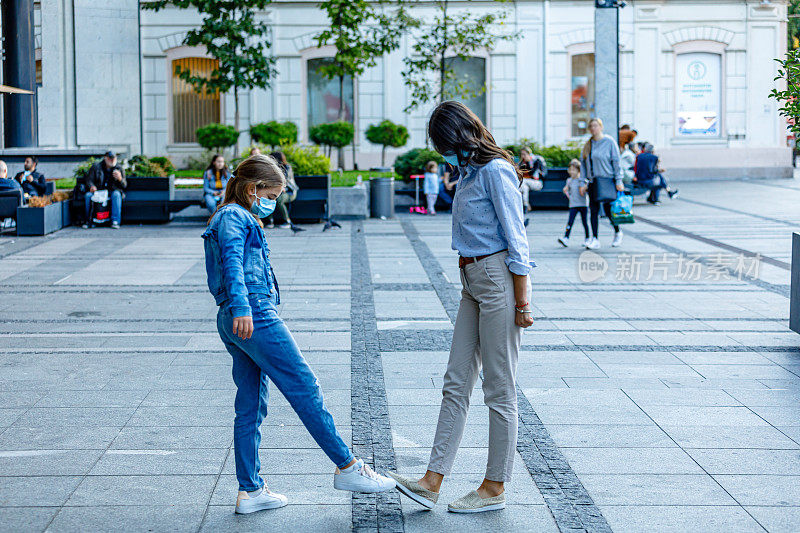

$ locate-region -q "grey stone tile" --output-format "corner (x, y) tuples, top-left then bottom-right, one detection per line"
(258, 425), (352, 450)
(34, 390), (149, 408)
(532, 403), (653, 425)
(223, 447), (337, 475)
(48, 504), (207, 533)
(596, 363), (702, 379)
(0, 449), (103, 475)
(745, 505), (800, 533)
(0, 476), (82, 507)
(0, 507), (57, 533)
(0, 425), (121, 450)
(396, 447), (528, 475)
(748, 406), (800, 427)
(662, 424), (800, 449)
(522, 388), (634, 406)
(0, 390), (44, 408)
(559, 447), (704, 475)
(640, 405), (769, 427)
(687, 449), (800, 475)
(388, 404), (489, 426)
(600, 505), (764, 533)
(391, 424), (489, 449)
(624, 388), (741, 407)
(0, 408), (25, 427)
(125, 406), (233, 427)
(726, 389), (800, 407)
(66, 475), (217, 506)
(110, 426), (232, 449)
(714, 474), (800, 506)
(12, 407), (135, 427)
(401, 503), (557, 532)
(691, 364), (800, 380)
(90, 447), (228, 475)
(545, 424), (674, 448)
(201, 504), (352, 533)
(140, 389), (236, 407)
(579, 474), (736, 505)
(562, 377), (670, 389)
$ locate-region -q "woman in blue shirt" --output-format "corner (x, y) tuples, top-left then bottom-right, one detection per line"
(389, 101), (534, 514)
(203, 155), (395, 515)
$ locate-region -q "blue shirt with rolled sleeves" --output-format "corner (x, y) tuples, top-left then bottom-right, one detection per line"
(451, 158), (534, 276)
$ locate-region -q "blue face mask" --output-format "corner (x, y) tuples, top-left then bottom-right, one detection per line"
(442, 149), (471, 167)
(250, 192), (277, 218)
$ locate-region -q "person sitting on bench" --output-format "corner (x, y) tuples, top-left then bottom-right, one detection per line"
(83, 151), (127, 229)
(203, 154), (230, 213)
(0, 161), (22, 230)
(14, 156), (46, 197)
(634, 144), (678, 205)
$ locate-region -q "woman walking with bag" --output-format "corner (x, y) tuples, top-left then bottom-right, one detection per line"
(388, 101), (534, 514)
(581, 118), (625, 249)
(202, 154), (395, 515)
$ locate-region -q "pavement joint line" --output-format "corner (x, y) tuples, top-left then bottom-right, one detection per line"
(400, 218), (612, 533)
(349, 221), (404, 533)
(624, 228), (790, 298)
(675, 197), (800, 229)
(633, 214), (790, 270)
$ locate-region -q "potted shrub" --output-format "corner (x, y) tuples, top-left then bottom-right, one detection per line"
(366, 120), (409, 167)
(281, 144), (332, 223)
(196, 123), (240, 154)
(309, 121), (354, 168)
(17, 192), (73, 236)
(250, 121), (298, 150)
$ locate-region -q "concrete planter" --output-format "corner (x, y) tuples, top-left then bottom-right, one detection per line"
(123, 175), (175, 223)
(791, 232), (800, 334)
(16, 202), (65, 236)
(330, 186), (369, 219)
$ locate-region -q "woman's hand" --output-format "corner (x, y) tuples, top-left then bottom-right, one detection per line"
(232, 316), (254, 340)
(515, 308), (534, 328)
(616, 182), (625, 192)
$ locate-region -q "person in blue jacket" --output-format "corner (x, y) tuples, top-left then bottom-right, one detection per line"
(202, 154), (230, 213)
(202, 154), (395, 515)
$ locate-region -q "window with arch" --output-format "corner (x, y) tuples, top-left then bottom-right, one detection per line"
(307, 58), (354, 128)
(444, 56), (487, 124)
(571, 53), (595, 137)
(171, 57), (220, 143)
(674, 52), (721, 137)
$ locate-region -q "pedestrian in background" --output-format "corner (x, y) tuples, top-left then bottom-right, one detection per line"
(267, 151), (299, 228)
(423, 160), (440, 215)
(635, 143), (678, 205)
(388, 101), (534, 514)
(620, 141), (639, 188)
(202, 154), (396, 515)
(581, 118), (624, 249)
(558, 159), (589, 247)
(203, 154), (230, 214)
(518, 146), (546, 212)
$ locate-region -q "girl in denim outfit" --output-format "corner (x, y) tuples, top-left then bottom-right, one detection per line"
(203, 155), (395, 514)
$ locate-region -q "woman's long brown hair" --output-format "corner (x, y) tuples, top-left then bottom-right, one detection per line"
(207, 154), (285, 227)
(427, 101), (522, 184)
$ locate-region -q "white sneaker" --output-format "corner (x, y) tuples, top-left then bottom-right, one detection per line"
(612, 231), (623, 247)
(585, 237), (600, 250)
(583, 237), (592, 248)
(558, 237), (568, 248)
(333, 459), (396, 493)
(235, 485), (288, 514)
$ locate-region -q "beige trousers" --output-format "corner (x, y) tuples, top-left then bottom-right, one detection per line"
(428, 252), (522, 482)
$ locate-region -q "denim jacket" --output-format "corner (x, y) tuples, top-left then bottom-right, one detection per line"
(202, 204), (280, 317)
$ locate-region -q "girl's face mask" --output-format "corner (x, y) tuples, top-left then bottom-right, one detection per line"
(442, 149), (471, 167)
(250, 190), (277, 218)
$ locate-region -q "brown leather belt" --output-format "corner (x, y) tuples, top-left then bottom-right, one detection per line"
(458, 249), (507, 269)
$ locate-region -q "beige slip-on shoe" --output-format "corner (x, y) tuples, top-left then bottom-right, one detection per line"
(386, 472), (438, 510)
(447, 490), (506, 513)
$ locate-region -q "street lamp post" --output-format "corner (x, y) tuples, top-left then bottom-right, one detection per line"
(594, 0), (624, 144)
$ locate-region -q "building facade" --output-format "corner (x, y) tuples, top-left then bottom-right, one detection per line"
(24, 0), (792, 178)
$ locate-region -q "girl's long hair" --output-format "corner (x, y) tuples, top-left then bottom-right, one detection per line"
(206, 154), (229, 176)
(207, 154), (285, 227)
(427, 101), (522, 184)
(581, 118), (604, 160)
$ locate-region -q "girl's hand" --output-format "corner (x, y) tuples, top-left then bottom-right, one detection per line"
(232, 316), (254, 340)
(579, 186), (587, 195)
(516, 309), (534, 328)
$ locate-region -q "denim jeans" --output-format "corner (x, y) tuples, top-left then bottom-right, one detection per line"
(85, 190), (122, 225)
(217, 294), (353, 491)
(204, 193), (221, 213)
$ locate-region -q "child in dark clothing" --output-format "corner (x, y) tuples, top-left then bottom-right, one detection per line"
(558, 159), (590, 248)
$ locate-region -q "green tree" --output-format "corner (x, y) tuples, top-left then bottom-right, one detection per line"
(366, 120), (410, 166)
(315, 0), (415, 168)
(250, 121), (298, 149)
(770, 48), (800, 141)
(309, 121), (355, 161)
(196, 123), (240, 153)
(142, 0), (277, 153)
(402, 0), (519, 113)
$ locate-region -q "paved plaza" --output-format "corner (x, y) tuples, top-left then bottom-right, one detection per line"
(0, 178), (798, 532)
